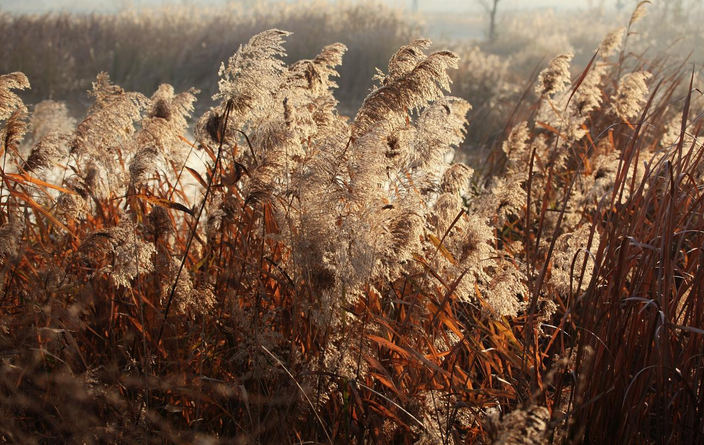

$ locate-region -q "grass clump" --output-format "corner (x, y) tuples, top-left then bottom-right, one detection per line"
(0, 3), (703, 444)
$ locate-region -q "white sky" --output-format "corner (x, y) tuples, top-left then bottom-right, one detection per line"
(1, 0), (597, 14)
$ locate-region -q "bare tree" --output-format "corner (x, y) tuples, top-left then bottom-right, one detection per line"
(477, 0), (500, 42)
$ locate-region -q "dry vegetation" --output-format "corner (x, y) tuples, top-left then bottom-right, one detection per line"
(1, 1), (703, 444)
(0, 1), (421, 115)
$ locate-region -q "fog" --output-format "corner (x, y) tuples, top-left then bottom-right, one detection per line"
(2, 0), (600, 14)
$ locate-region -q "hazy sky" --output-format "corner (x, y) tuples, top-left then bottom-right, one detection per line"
(1, 0), (594, 14)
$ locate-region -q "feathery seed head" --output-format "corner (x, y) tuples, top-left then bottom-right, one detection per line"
(213, 29), (291, 119)
(386, 39), (432, 83)
(160, 257), (215, 317)
(502, 121), (531, 166)
(129, 145), (159, 188)
(56, 191), (90, 221)
(486, 263), (527, 317)
(491, 405), (550, 444)
(0, 214), (23, 262)
(72, 72), (147, 160)
(0, 72), (30, 122)
(1, 107), (28, 159)
(535, 52), (573, 97)
(599, 27), (625, 58)
(132, 84), (197, 183)
(611, 71), (652, 120)
(77, 219), (156, 289)
(629, 1), (650, 27)
(572, 63), (608, 115)
(24, 132), (70, 172)
(352, 48), (459, 139)
(287, 43), (347, 96)
(29, 100), (75, 141)
(550, 224), (600, 295)
(433, 192), (463, 234)
(441, 163), (473, 195)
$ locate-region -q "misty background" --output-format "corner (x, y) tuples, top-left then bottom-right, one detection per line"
(2, 0), (603, 13)
(1, 0), (701, 153)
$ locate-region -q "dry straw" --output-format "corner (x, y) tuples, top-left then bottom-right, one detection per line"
(0, 2), (703, 442)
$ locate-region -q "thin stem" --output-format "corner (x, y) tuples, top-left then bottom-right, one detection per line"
(156, 99), (234, 346)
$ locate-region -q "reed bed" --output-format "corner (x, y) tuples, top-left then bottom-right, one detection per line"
(0, 2), (703, 444)
(0, 1), (420, 115)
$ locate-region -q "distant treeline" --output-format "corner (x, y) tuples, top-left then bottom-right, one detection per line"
(0, 2), (420, 115)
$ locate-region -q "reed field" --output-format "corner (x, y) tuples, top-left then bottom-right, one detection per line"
(0, 1), (703, 443)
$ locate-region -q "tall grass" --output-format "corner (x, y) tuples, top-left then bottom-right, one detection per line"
(0, 2), (703, 444)
(0, 1), (420, 115)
